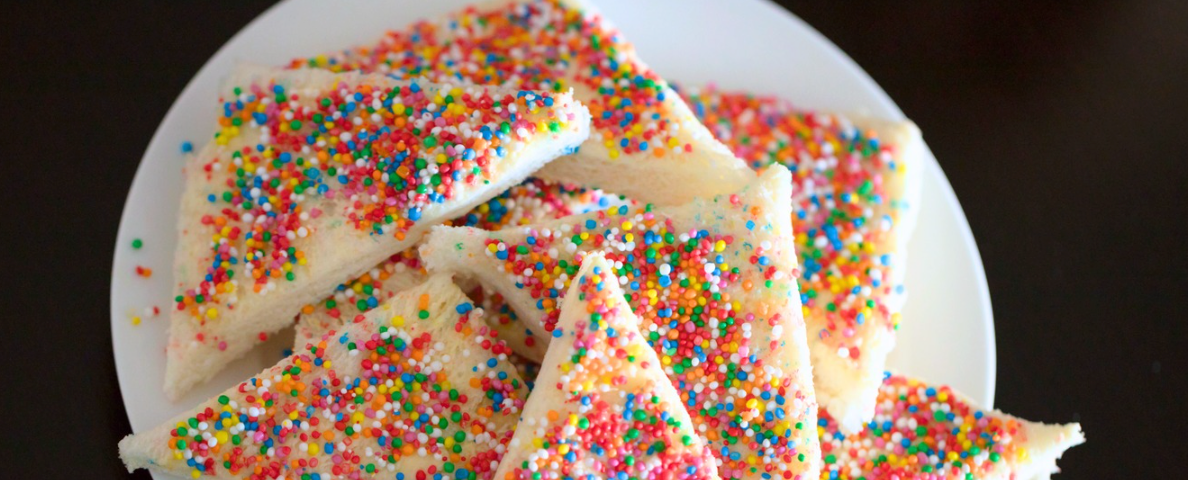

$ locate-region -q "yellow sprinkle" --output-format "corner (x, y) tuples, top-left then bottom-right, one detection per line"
(205, 308), (218, 320)
(131, 316), (141, 326)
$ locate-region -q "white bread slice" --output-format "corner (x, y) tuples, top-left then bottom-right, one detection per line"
(122, 275), (531, 479)
(165, 65), (590, 399)
(297, 0), (755, 205)
(291, 249), (427, 351)
(492, 253), (719, 480)
(421, 166), (821, 480)
(679, 86), (926, 432)
(817, 373), (1084, 480)
(292, 178), (625, 357)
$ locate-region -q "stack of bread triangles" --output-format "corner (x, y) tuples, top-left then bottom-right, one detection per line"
(121, 1), (1082, 479)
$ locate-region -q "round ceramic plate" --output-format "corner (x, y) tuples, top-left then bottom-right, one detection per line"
(111, 1), (995, 476)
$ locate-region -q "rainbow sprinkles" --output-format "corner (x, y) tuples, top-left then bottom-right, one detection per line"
(295, 0), (755, 206)
(493, 253), (720, 480)
(420, 166), (821, 480)
(164, 65), (590, 400)
(123, 276), (530, 480)
(680, 85), (924, 432)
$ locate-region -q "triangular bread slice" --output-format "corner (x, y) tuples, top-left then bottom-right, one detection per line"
(166, 65), (590, 399)
(493, 253), (719, 480)
(817, 374), (1084, 480)
(295, 0), (755, 205)
(122, 275), (531, 479)
(421, 166), (821, 480)
(292, 178), (624, 357)
(291, 249), (427, 350)
(680, 85), (926, 432)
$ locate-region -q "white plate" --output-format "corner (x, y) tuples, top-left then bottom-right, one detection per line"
(111, 1), (994, 477)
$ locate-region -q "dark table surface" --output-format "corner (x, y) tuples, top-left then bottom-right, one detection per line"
(2, 1), (1183, 478)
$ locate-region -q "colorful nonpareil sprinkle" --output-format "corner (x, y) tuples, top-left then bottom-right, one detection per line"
(295, 0), (690, 163)
(136, 266), (153, 278)
(292, 178), (620, 353)
(163, 279), (527, 479)
(132, 238), (144, 249)
(429, 168), (819, 480)
(818, 375), (1031, 480)
(498, 256), (716, 480)
(470, 287), (543, 360)
(182, 141), (194, 154)
(175, 73), (575, 323)
(680, 86), (910, 366)
(453, 178), (622, 232)
(297, 250), (425, 332)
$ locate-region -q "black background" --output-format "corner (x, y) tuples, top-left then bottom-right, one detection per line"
(1, 1), (1183, 478)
